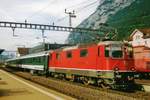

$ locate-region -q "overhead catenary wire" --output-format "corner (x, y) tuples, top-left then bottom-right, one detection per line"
(65, 0), (94, 10)
(75, 0), (99, 14)
(25, 0), (89, 22)
(55, 15), (68, 23)
(25, 0), (91, 24)
(55, 0), (94, 23)
(56, 0), (99, 23)
(25, 0), (99, 26)
(25, 0), (56, 20)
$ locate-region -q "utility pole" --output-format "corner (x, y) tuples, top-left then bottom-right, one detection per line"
(65, 9), (76, 27)
(12, 27), (18, 37)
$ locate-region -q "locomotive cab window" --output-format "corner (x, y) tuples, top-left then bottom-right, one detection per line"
(66, 51), (72, 58)
(112, 50), (123, 58)
(111, 44), (123, 58)
(80, 49), (88, 57)
(105, 44), (123, 58)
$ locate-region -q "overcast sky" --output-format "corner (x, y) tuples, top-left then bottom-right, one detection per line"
(0, 0), (99, 51)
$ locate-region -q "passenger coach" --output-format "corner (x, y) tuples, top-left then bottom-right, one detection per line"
(6, 51), (50, 74)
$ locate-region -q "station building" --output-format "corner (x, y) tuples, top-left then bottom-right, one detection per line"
(129, 28), (150, 47)
(129, 28), (150, 70)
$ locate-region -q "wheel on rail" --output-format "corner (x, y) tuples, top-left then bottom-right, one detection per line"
(82, 77), (90, 85)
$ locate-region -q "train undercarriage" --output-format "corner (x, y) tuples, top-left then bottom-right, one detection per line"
(41, 67), (138, 90)
(5, 65), (142, 91)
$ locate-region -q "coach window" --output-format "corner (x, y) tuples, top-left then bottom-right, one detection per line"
(80, 49), (88, 57)
(33, 58), (35, 62)
(66, 51), (72, 58)
(29, 58), (32, 63)
(39, 57), (42, 63)
(35, 57), (40, 63)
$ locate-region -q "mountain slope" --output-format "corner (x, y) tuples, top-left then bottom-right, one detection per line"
(107, 0), (150, 40)
(67, 0), (150, 44)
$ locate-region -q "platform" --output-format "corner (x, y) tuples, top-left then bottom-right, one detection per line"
(0, 69), (75, 100)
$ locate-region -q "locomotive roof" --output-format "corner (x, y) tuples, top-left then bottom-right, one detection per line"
(61, 41), (123, 51)
(98, 41), (123, 45)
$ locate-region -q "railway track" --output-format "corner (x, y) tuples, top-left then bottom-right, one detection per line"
(1, 67), (150, 100)
(135, 79), (150, 92)
(135, 79), (150, 86)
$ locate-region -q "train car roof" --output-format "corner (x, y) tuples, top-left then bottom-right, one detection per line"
(98, 41), (123, 45)
(6, 50), (52, 61)
(61, 41), (123, 51)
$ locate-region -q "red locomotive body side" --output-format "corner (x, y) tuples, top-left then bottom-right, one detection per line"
(49, 44), (98, 70)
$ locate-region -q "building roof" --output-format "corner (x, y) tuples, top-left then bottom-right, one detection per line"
(129, 28), (150, 41)
(139, 28), (150, 38)
(18, 48), (30, 56)
(144, 46), (150, 50)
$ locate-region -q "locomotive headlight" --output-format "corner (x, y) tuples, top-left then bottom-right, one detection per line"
(114, 67), (119, 71)
(131, 67), (135, 71)
(114, 67), (121, 78)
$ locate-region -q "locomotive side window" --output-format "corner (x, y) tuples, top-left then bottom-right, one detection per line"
(56, 53), (60, 60)
(66, 51), (72, 58)
(105, 45), (109, 57)
(80, 49), (88, 57)
(49, 54), (52, 60)
(98, 47), (100, 56)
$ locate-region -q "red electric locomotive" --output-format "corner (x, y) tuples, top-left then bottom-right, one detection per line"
(48, 41), (135, 89)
